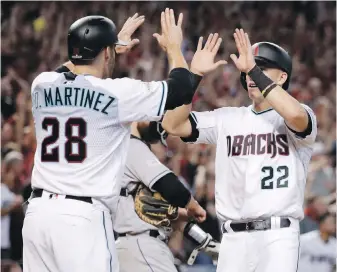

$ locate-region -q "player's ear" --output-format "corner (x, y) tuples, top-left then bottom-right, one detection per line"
(278, 71), (288, 86)
(105, 46), (115, 62)
(104, 47), (110, 61)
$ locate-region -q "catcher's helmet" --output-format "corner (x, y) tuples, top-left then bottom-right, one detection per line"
(67, 16), (127, 64)
(240, 42), (292, 90)
(145, 121), (168, 147)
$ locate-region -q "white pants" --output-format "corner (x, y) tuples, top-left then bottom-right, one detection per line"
(22, 191), (118, 272)
(217, 218), (300, 272)
(116, 233), (177, 272)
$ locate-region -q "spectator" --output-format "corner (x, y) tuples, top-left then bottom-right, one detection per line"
(298, 212), (336, 272)
(1, 152), (24, 260)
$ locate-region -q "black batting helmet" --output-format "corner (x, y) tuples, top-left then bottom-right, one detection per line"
(67, 16), (127, 64)
(240, 42), (292, 90)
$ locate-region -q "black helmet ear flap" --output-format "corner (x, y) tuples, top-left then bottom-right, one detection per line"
(147, 121), (168, 147)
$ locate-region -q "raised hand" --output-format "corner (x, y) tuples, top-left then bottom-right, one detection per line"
(115, 13), (145, 54)
(230, 28), (256, 73)
(153, 8), (183, 52)
(190, 33), (227, 76)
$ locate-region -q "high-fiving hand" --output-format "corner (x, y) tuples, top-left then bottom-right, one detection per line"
(116, 13), (145, 54)
(190, 33), (227, 76)
(153, 8), (183, 52)
(230, 28), (256, 73)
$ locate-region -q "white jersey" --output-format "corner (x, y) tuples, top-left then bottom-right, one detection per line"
(298, 230), (336, 272)
(113, 136), (171, 234)
(187, 104), (317, 221)
(31, 71), (168, 204)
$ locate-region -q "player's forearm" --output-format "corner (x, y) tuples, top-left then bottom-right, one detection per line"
(172, 217), (188, 232)
(248, 65), (309, 132)
(167, 46), (188, 71)
(162, 104), (192, 137)
(264, 86), (308, 131)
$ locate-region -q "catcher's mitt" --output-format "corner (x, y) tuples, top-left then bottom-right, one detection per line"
(134, 185), (178, 228)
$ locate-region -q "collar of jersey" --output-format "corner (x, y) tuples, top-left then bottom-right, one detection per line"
(250, 107), (274, 115)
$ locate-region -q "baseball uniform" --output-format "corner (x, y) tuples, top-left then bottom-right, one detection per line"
(23, 69), (168, 272)
(113, 136), (177, 272)
(183, 104), (317, 272)
(298, 230), (336, 272)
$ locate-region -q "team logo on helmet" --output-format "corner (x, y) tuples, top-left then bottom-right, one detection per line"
(72, 48), (82, 59)
(253, 45), (259, 56)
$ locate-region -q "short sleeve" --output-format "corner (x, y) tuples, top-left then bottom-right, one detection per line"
(111, 78), (168, 123)
(286, 104), (317, 147)
(127, 140), (171, 190)
(182, 111), (218, 144)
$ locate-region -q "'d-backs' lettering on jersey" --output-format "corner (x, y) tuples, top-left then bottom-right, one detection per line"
(187, 104), (317, 221)
(31, 71), (168, 202)
(113, 137), (171, 234)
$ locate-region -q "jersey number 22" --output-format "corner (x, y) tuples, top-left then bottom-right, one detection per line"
(41, 117), (87, 163)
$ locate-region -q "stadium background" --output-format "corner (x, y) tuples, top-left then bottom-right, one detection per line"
(1, 1), (336, 272)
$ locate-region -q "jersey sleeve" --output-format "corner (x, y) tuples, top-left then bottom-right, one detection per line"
(127, 140), (172, 190)
(110, 78), (168, 123)
(181, 110), (218, 144)
(286, 104), (317, 147)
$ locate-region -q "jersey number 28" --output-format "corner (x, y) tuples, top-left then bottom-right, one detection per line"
(41, 117), (87, 163)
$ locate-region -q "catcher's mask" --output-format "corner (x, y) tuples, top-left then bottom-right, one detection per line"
(137, 121), (168, 147)
(240, 42), (292, 91)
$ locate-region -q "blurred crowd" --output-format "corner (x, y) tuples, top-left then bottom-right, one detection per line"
(1, 1), (336, 271)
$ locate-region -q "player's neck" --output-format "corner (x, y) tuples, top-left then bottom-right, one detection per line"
(131, 123), (141, 138)
(252, 99), (273, 113)
(73, 65), (103, 78)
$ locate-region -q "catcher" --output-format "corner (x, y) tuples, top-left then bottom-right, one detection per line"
(113, 120), (220, 272)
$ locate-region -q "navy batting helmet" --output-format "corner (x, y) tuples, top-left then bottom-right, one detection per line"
(67, 16), (127, 64)
(240, 42), (292, 90)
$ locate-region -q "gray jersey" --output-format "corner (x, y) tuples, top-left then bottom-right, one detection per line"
(113, 136), (171, 234)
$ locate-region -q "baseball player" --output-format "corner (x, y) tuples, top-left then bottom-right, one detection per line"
(162, 29), (318, 272)
(113, 121), (219, 272)
(23, 9), (206, 272)
(298, 212), (336, 272)
(113, 32), (226, 272)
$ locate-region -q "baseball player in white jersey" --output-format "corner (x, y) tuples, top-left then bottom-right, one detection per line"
(162, 29), (318, 272)
(22, 10), (207, 272)
(298, 212), (336, 272)
(113, 31), (227, 272)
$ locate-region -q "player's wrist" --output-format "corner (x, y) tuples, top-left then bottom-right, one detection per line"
(190, 67), (203, 77)
(166, 44), (182, 54)
(185, 196), (198, 210)
(247, 65), (276, 97)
